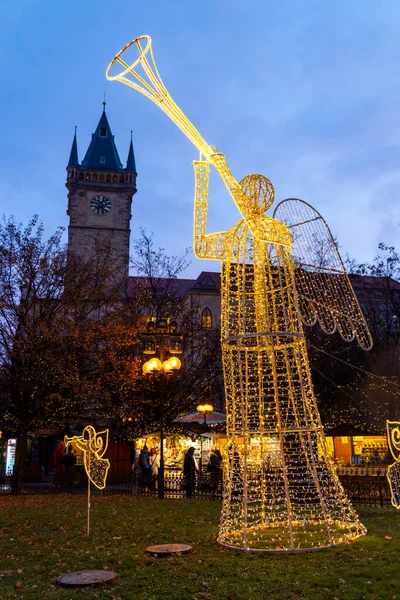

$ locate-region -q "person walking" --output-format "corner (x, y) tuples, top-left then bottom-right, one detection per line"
(183, 447), (198, 499)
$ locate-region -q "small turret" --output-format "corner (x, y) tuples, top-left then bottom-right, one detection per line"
(67, 126), (79, 167)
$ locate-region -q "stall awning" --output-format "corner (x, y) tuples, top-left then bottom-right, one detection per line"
(175, 411), (226, 425)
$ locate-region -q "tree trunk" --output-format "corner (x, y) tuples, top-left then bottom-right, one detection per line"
(11, 423), (28, 496)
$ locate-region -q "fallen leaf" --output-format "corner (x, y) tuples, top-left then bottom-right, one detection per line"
(385, 535), (393, 540)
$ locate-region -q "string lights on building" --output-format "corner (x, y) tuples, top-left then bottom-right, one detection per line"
(107, 35), (372, 552)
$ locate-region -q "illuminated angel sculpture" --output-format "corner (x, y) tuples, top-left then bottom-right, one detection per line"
(65, 425), (110, 490)
(107, 35), (372, 551)
(386, 421), (400, 508)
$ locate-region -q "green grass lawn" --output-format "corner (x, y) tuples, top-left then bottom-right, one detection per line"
(0, 494), (399, 599)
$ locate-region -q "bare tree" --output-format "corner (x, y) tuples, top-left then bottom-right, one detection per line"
(0, 216), (130, 494)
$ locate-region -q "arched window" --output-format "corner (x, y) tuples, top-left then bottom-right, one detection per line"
(202, 307), (212, 328)
(99, 126), (108, 138)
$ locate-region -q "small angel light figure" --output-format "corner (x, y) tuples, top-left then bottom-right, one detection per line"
(386, 421), (400, 508)
(65, 426), (110, 535)
(65, 425), (110, 490)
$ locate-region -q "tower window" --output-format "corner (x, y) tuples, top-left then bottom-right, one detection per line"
(202, 307), (212, 328)
(99, 126), (108, 138)
(100, 156), (106, 164)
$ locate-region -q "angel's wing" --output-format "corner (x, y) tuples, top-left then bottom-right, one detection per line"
(387, 421), (400, 461)
(273, 198), (372, 350)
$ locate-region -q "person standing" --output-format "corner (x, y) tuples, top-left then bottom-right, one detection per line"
(208, 448), (222, 496)
(149, 448), (160, 491)
(139, 445), (151, 490)
(52, 441), (65, 487)
(183, 447), (198, 499)
(63, 444), (77, 488)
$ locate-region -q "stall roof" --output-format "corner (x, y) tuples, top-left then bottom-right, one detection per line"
(175, 411), (226, 424)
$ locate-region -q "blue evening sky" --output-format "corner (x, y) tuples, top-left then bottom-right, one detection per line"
(1, 0), (399, 278)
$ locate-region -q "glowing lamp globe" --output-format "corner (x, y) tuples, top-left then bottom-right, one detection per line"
(149, 357), (162, 372)
(169, 356), (182, 370)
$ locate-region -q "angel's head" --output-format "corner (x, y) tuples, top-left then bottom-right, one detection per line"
(239, 174), (275, 216)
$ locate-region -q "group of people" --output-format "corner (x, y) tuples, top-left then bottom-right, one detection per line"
(53, 441), (78, 487)
(132, 446), (160, 491)
(132, 444), (223, 498)
(183, 446), (223, 499)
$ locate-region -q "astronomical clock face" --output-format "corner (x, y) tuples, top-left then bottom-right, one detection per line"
(90, 195), (111, 215)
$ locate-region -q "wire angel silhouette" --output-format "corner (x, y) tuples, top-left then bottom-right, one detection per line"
(107, 34), (372, 552)
(65, 425), (110, 490)
(193, 161), (372, 551)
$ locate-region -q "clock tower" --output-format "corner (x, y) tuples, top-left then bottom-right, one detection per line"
(66, 103), (137, 287)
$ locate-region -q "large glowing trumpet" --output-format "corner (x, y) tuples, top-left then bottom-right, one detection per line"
(106, 35), (213, 160)
(107, 36), (252, 220)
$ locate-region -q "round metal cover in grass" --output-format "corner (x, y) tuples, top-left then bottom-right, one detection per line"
(57, 570), (118, 587)
(146, 543), (192, 557)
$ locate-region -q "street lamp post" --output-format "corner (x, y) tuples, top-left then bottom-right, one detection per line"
(141, 319), (182, 499)
(196, 403), (214, 425)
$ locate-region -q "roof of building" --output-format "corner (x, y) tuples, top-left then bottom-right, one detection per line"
(127, 271), (400, 302)
(126, 271), (223, 300)
(80, 107), (124, 172)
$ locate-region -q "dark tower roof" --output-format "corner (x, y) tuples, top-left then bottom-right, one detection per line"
(81, 104), (124, 172)
(126, 134), (137, 173)
(67, 127), (79, 167)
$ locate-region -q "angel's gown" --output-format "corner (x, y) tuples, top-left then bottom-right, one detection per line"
(199, 208), (366, 552)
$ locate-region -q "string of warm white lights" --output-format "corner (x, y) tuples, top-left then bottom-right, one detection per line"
(309, 343), (400, 389)
(107, 35), (371, 552)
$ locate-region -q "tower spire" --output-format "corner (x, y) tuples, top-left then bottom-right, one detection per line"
(67, 126), (79, 167)
(126, 130), (136, 173)
(81, 109), (123, 171)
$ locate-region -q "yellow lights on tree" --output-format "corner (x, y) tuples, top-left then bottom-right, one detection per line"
(386, 421), (400, 509)
(108, 35), (372, 552)
(65, 426), (110, 535)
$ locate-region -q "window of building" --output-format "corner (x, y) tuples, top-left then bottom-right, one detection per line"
(100, 156), (106, 164)
(202, 307), (212, 328)
(99, 126), (108, 138)
(200, 276), (215, 287)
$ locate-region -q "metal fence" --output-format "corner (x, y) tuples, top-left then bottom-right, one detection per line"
(0, 461), (393, 506)
(0, 459), (223, 500)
